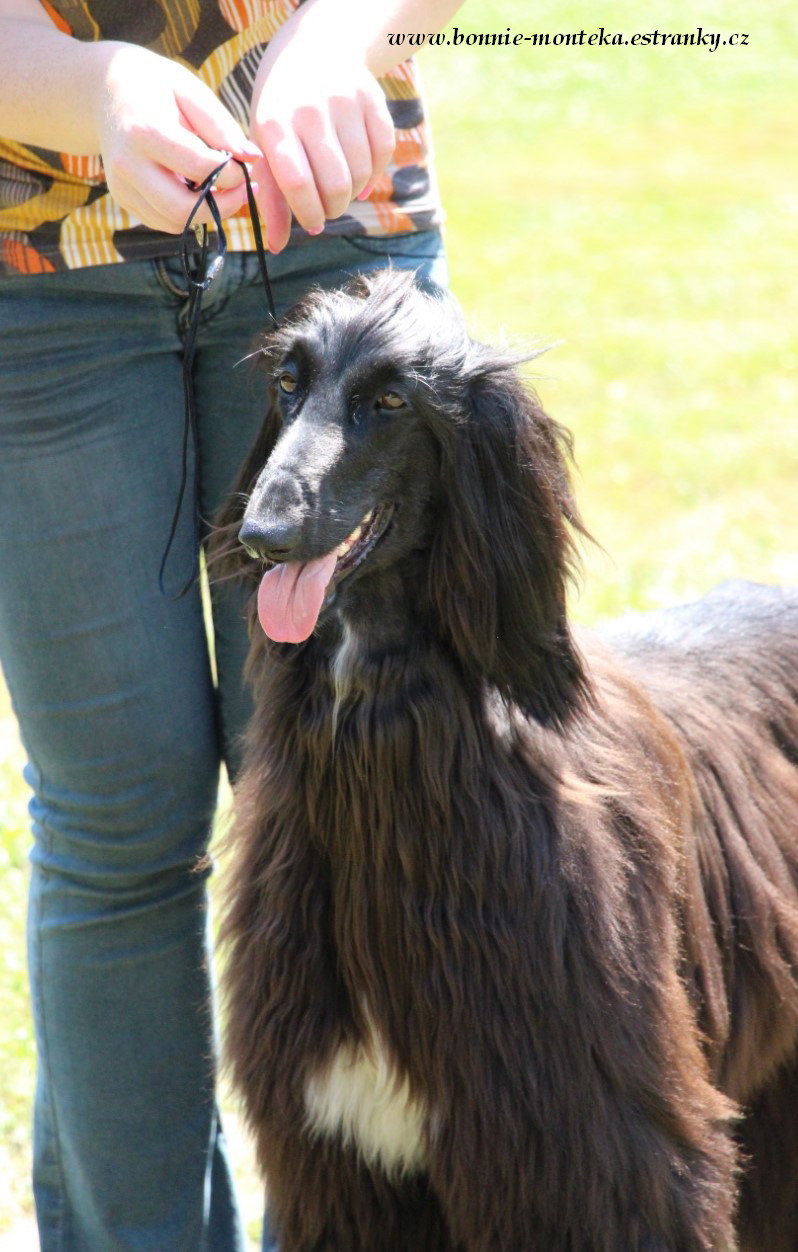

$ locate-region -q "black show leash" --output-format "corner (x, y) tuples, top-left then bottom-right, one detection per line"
(158, 156), (278, 599)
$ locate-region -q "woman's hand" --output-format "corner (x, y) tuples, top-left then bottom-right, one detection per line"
(92, 43), (262, 234)
(249, 32), (396, 252)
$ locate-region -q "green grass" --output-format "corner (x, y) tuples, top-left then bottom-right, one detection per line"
(0, 703), (34, 1233)
(427, 0), (797, 615)
(1, 0), (796, 1240)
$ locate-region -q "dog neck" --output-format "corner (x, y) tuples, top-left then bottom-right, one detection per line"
(320, 555), (443, 698)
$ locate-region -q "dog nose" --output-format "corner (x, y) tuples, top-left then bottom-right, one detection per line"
(239, 517), (303, 562)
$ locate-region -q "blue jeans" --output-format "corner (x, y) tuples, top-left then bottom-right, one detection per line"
(0, 230), (447, 1252)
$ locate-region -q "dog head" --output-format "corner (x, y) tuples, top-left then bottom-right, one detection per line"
(211, 270), (587, 725)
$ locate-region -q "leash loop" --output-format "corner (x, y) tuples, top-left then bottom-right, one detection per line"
(159, 155), (278, 599)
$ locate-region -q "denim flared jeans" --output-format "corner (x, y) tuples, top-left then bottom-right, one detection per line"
(0, 230), (446, 1252)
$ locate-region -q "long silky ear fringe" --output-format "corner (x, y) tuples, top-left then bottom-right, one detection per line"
(427, 353), (590, 728)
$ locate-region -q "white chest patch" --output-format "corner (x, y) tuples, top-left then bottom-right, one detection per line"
(331, 622), (359, 704)
(305, 1027), (428, 1177)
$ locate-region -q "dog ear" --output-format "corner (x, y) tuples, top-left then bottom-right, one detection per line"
(428, 357), (589, 727)
(206, 391), (283, 586)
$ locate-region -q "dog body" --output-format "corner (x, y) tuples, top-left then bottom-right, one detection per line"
(213, 273), (798, 1251)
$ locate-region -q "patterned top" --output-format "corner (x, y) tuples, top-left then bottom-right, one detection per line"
(0, 0), (442, 276)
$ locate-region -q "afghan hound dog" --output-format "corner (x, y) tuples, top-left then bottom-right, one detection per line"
(210, 270), (798, 1252)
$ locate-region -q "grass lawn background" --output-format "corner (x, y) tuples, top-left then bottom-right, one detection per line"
(1, 0), (796, 1243)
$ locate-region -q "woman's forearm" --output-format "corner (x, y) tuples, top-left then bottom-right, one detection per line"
(0, 15), (113, 154)
(264, 0), (465, 77)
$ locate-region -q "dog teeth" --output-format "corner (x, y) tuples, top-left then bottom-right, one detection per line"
(336, 511), (377, 561)
(337, 523), (364, 558)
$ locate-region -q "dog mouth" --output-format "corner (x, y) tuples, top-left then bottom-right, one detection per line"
(331, 504), (393, 583)
(255, 504), (394, 644)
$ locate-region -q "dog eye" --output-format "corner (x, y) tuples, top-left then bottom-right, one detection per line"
(278, 371), (297, 395)
(376, 391), (405, 411)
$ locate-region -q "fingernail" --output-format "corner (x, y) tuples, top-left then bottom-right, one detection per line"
(356, 183), (374, 202)
(237, 140), (263, 161)
(308, 225), (324, 236)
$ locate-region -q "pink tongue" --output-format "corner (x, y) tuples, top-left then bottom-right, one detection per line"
(257, 550), (339, 643)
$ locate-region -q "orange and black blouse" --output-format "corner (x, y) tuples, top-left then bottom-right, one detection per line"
(0, 0), (443, 276)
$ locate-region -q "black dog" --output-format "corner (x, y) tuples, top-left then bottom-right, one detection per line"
(211, 271), (798, 1251)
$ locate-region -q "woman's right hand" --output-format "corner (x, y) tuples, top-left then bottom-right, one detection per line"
(91, 42), (263, 234)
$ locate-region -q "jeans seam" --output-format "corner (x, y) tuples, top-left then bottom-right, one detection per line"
(29, 767), (69, 1251)
(151, 256), (190, 300)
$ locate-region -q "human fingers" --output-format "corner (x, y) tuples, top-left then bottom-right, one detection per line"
(362, 89), (396, 186)
(259, 118), (327, 236)
(113, 163), (251, 233)
(108, 175), (191, 236)
(118, 118), (251, 192)
(301, 86), (395, 220)
(201, 157), (249, 192)
(176, 79), (262, 167)
(97, 47), (261, 191)
(255, 89), (397, 230)
(262, 104), (370, 229)
(303, 127), (354, 223)
(306, 80), (396, 210)
(328, 99), (373, 203)
(250, 155), (292, 253)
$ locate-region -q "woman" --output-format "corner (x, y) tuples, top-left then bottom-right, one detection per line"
(0, 1), (461, 1247)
